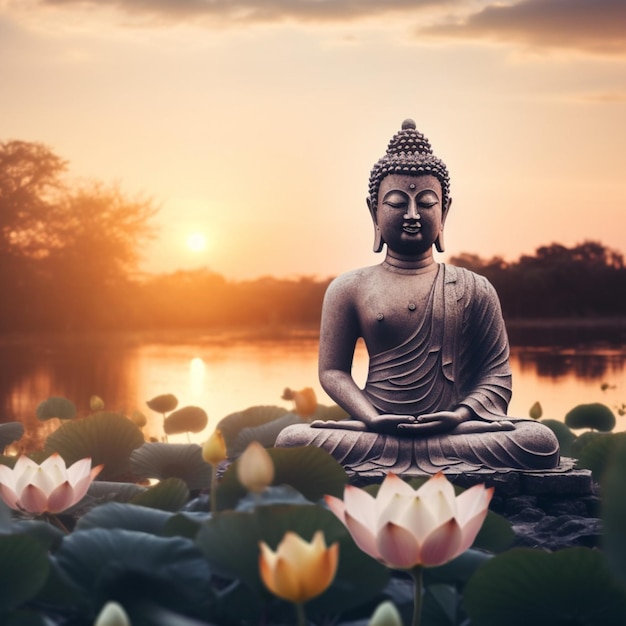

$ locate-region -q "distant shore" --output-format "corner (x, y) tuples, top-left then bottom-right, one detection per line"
(1, 317), (626, 349)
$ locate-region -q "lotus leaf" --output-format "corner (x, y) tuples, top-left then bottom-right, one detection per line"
(0, 422), (24, 452)
(76, 502), (174, 535)
(146, 393), (178, 414)
(565, 402), (616, 432)
(36, 396), (76, 421)
(130, 443), (212, 491)
(163, 406), (208, 435)
(217, 445), (347, 510)
(0, 535), (50, 612)
(602, 437), (626, 585)
(464, 547), (626, 626)
(576, 432), (626, 481)
(217, 405), (288, 452)
(53, 528), (214, 619)
(44, 412), (144, 481)
(229, 412), (304, 457)
(540, 418), (577, 457)
(86, 480), (147, 504)
(195, 503), (388, 621)
(130, 477), (189, 512)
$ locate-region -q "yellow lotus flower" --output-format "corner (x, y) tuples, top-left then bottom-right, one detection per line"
(259, 531), (338, 604)
(325, 472), (493, 570)
(202, 429), (227, 465)
(0, 453), (103, 515)
(237, 441), (274, 493)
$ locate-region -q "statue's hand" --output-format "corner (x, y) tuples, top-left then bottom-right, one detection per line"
(397, 411), (463, 436)
(310, 419), (368, 431)
(367, 414), (418, 434)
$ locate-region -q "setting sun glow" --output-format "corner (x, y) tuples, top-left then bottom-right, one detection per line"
(187, 232), (208, 253)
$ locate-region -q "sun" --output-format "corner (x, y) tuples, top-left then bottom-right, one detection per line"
(187, 232), (207, 252)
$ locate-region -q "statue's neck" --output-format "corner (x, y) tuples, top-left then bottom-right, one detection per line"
(382, 250), (438, 275)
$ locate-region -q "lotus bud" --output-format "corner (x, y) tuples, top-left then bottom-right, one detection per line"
(130, 410), (147, 428)
(368, 601), (403, 626)
(529, 401), (542, 420)
(90, 395), (105, 411)
(282, 387), (317, 418)
(237, 441), (274, 493)
(202, 428), (227, 465)
(94, 601), (131, 626)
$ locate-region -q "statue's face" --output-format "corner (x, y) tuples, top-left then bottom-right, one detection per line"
(373, 174), (446, 255)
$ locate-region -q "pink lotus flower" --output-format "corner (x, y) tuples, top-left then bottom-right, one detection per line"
(325, 472), (493, 570)
(0, 453), (103, 514)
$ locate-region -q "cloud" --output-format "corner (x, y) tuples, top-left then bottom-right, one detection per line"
(40, 0), (446, 24)
(421, 0), (626, 56)
(579, 91), (626, 103)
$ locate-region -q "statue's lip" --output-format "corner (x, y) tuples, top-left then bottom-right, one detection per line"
(402, 223), (421, 234)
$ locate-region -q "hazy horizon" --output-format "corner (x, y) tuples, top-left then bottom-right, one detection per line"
(2, 0), (625, 280)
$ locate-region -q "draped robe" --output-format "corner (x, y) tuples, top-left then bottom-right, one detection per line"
(275, 265), (560, 473)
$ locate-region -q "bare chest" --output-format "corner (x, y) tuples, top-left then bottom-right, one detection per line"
(355, 269), (439, 353)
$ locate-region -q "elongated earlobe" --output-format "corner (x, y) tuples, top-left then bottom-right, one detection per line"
(434, 229), (445, 253)
(367, 196), (385, 253)
(373, 226), (384, 253)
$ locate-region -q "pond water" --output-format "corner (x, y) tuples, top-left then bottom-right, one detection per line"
(1, 330), (626, 452)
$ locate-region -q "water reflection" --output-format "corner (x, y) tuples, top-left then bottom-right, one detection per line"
(1, 333), (625, 452)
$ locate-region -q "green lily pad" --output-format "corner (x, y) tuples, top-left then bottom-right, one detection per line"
(565, 402), (616, 432)
(217, 445), (347, 510)
(76, 502), (174, 535)
(163, 406), (208, 435)
(576, 432), (626, 482)
(0, 422), (24, 452)
(195, 503), (388, 621)
(146, 394), (178, 414)
(217, 405), (288, 454)
(36, 396), (77, 421)
(0, 535), (50, 612)
(130, 443), (212, 491)
(87, 480), (147, 504)
(44, 412), (145, 482)
(464, 547), (626, 626)
(229, 412), (304, 457)
(540, 419), (577, 457)
(601, 437), (626, 585)
(130, 478), (189, 512)
(53, 528), (213, 618)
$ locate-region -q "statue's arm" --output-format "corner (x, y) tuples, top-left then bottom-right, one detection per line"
(455, 273), (513, 421)
(317, 277), (380, 425)
(316, 276), (417, 433)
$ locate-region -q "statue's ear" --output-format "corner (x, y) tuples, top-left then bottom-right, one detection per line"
(435, 197), (452, 253)
(367, 197), (384, 253)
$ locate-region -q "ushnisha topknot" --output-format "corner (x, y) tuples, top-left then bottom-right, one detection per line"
(368, 119), (450, 211)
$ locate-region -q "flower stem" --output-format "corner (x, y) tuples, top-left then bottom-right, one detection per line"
(410, 566), (424, 626)
(210, 463), (218, 513)
(294, 602), (307, 626)
(46, 513), (70, 534)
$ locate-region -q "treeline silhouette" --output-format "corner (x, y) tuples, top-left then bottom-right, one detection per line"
(2, 140), (626, 333)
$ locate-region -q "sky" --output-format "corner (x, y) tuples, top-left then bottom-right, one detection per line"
(1, 0), (625, 280)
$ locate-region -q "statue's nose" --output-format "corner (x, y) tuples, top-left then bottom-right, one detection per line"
(404, 201), (421, 220)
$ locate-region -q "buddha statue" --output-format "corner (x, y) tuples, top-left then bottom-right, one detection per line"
(275, 120), (560, 473)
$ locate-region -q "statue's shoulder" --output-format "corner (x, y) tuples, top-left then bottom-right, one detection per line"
(443, 264), (499, 301)
(327, 265), (378, 291)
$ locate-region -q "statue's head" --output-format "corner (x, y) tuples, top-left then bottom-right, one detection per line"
(368, 119), (451, 253)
